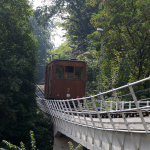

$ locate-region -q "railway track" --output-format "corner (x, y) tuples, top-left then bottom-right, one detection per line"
(36, 85), (44, 98)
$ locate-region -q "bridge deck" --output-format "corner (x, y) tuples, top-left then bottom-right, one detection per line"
(36, 77), (150, 150)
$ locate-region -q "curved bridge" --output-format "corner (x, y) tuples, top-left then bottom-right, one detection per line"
(36, 77), (150, 150)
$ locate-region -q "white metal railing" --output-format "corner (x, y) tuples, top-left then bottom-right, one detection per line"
(94, 99), (150, 111)
(36, 76), (150, 134)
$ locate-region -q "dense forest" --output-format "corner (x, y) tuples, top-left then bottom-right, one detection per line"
(37, 0), (150, 94)
(0, 0), (150, 149)
(0, 0), (53, 149)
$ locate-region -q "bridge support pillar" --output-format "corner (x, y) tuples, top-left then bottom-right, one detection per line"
(53, 136), (82, 150)
(53, 130), (84, 150)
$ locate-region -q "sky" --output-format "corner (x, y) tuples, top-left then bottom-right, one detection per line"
(29, 0), (66, 47)
(30, 0), (45, 9)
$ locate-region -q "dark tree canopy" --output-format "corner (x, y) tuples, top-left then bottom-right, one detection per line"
(0, 0), (36, 131)
(34, 0), (99, 54)
(33, 0), (100, 95)
(0, 0), (53, 149)
(87, 0), (150, 90)
(31, 0), (150, 95)
(30, 16), (54, 83)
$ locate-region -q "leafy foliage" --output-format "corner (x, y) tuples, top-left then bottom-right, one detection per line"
(37, 0), (100, 94)
(68, 142), (82, 150)
(60, 0), (99, 53)
(0, 131), (37, 150)
(33, 0), (150, 95)
(0, 0), (36, 141)
(33, 112), (53, 150)
(34, 5), (57, 30)
(30, 16), (54, 83)
(0, 1), (53, 149)
(34, 0), (99, 54)
(87, 0), (150, 91)
(49, 41), (72, 60)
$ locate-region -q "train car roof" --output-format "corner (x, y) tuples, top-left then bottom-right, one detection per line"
(47, 59), (86, 65)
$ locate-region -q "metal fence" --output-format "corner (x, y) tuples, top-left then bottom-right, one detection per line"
(36, 77), (150, 133)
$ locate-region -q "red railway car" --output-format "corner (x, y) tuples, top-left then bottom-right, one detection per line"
(44, 59), (86, 99)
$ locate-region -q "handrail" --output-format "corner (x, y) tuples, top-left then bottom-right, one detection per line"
(36, 76), (150, 133)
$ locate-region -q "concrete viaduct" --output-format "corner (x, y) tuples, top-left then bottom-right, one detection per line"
(36, 77), (150, 150)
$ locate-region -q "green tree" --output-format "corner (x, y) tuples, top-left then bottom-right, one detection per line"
(87, 0), (150, 90)
(49, 41), (72, 60)
(39, 0), (100, 94)
(0, 1), (53, 149)
(34, 0), (98, 54)
(60, 0), (98, 53)
(30, 16), (54, 83)
(68, 142), (82, 150)
(0, 0), (36, 143)
(0, 131), (38, 150)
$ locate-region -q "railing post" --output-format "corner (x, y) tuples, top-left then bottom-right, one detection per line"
(91, 96), (111, 148)
(122, 101), (124, 110)
(100, 93), (123, 150)
(67, 100), (76, 123)
(129, 101), (131, 109)
(77, 98), (88, 125)
(128, 83), (150, 141)
(110, 101), (112, 111)
(113, 90), (138, 150)
(84, 98), (95, 127)
(116, 101), (118, 111)
(72, 99), (82, 125)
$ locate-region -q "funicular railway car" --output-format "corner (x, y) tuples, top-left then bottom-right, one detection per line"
(44, 59), (86, 100)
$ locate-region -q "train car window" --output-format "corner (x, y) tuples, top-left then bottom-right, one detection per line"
(75, 67), (83, 80)
(56, 66), (64, 79)
(65, 66), (74, 79)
